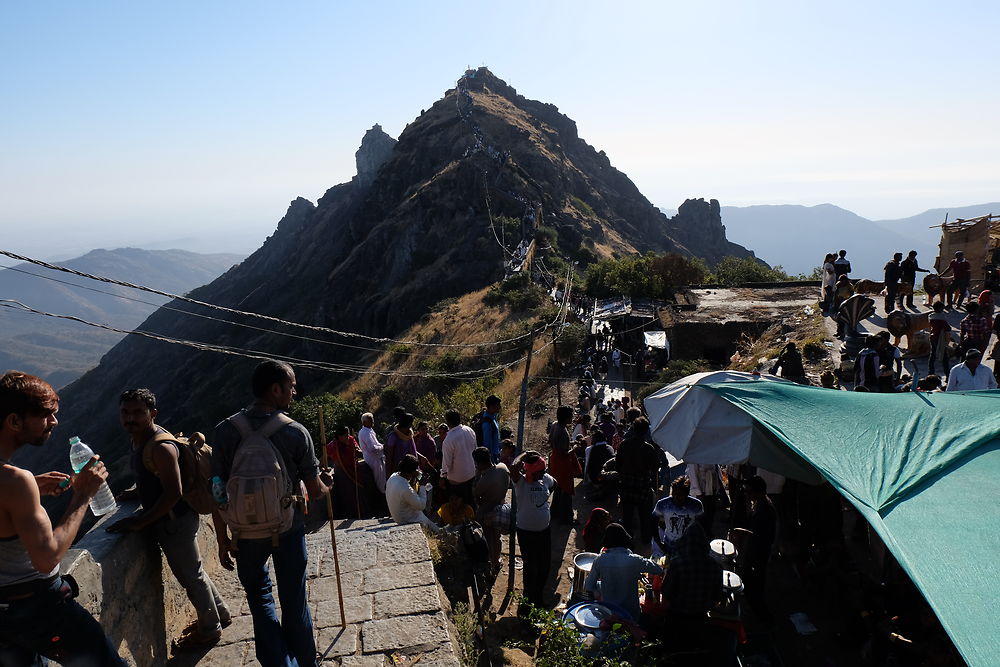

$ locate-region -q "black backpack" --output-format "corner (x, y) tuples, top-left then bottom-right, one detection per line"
(460, 521), (490, 564)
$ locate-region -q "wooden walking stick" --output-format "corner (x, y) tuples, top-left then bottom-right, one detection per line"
(318, 406), (347, 629)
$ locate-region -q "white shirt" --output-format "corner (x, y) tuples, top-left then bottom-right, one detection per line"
(385, 473), (428, 524)
(822, 262), (836, 288)
(946, 363), (998, 392)
(358, 426), (387, 492)
(686, 463), (721, 497)
(441, 424), (477, 484)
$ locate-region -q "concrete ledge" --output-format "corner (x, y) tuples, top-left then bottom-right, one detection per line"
(61, 502), (234, 666)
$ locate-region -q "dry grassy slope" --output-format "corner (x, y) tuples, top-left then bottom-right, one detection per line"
(729, 307), (834, 381)
(342, 287), (557, 416)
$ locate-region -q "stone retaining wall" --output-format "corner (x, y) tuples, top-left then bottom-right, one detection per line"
(59, 509), (460, 666)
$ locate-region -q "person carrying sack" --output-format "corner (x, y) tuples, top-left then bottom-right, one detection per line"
(212, 360), (331, 667)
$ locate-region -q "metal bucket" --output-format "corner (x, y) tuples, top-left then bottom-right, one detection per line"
(572, 552), (599, 594)
(710, 539), (738, 570)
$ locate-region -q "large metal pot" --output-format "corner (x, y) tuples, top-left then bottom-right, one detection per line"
(572, 552), (599, 595)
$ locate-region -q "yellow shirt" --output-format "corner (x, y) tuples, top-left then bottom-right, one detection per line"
(438, 503), (474, 526)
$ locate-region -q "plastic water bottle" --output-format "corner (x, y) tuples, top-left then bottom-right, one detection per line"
(210, 475), (228, 507)
(68, 437), (117, 516)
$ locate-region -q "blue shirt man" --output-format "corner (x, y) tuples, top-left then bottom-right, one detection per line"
(479, 395), (502, 463)
(583, 523), (662, 619)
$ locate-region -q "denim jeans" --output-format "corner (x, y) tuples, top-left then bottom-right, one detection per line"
(236, 527), (316, 667)
(0, 576), (125, 667)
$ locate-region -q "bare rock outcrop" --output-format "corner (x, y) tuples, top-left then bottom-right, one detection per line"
(355, 124), (397, 187)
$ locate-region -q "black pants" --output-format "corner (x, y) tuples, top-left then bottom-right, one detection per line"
(742, 553), (772, 624)
(948, 280), (969, 307)
(0, 577), (125, 667)
(696, 494), (717, 535)
(620, 492), (655, 544)
(884, 283), (898, 313)
(928, 336), (949, 377)
(517, 526), (551, 608)
(551, 487), (574, 522)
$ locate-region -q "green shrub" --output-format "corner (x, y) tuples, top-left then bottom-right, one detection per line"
(451, 603), (481, 666)
(288, 393), (364, 453)
(386, 343), (410, 362)
(413, 392), (444, 422)
(421, 350), (462, 374)
(525, 602), (631, 667)
(709, 256), (797, 286)
(379, 385), (401, 408)
(569, 195), (597, 218)
(484, 273), (546, 312)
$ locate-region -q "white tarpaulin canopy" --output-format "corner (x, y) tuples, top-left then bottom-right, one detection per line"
(643, 330), (669, 350)
(643, 371), (823, 483)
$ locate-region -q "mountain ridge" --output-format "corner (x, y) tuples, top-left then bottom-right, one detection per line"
(0, 247), (243, 388)
(717, 202), (1000, 277)
(14, 67), (756, 482)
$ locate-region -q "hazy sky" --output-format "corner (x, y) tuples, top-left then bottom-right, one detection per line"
(3, 1), (998, 259)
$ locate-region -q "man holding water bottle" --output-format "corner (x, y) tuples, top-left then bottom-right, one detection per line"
(0, 370), (125, 665)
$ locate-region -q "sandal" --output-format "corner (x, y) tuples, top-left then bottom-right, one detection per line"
(171, 628), (222, 652)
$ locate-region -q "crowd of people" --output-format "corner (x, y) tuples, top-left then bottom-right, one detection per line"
(3, 239), (989, 665)
(807, 248), (1000, 392)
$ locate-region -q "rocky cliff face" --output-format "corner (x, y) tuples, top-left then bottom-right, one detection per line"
(17, 68), (756, 479)
(354, 124), (397, 187)
(669, 198), (757, 265)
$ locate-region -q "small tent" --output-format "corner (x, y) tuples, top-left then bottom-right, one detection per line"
(644, 377), (1000, 666)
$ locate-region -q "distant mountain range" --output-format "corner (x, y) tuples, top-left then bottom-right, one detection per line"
(0, 248), (243, 388)
(714, 203), (1000, 278)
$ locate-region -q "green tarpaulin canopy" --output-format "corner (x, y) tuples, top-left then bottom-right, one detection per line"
(697, 381), (1000, 666)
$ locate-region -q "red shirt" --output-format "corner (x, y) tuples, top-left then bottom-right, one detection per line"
(949, 259), (971, 281)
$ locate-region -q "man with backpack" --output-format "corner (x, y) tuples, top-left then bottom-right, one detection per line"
(212, 360), (329, 667)
(107, 388), (232, 650)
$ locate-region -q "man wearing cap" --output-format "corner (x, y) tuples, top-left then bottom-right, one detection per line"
(946, 349), (997, 391)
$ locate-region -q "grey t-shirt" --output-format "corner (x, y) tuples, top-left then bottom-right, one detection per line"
(212, 406), (319, 529)
(514, 473), (555, 532)
(474, 464), (510, 512)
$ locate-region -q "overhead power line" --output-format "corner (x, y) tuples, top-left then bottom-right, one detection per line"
(0, 299), (561, 380)
(0, 249), (557, 349)
(0, 261), (535, 359)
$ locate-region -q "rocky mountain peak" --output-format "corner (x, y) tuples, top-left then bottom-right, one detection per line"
(355, 124), (397, 187)
(20, 68), (758, 482)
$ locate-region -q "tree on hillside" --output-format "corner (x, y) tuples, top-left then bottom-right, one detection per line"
(584, 252), (709, 298)
(711, 256), (795, 285)
(651, 253), (711, 289)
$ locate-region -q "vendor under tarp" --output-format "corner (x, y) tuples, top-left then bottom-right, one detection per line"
(645, 376), (1000, 666)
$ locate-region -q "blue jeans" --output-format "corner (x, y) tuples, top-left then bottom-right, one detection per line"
(236, 527), (316, 667)
(0, 576), (124, 666)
